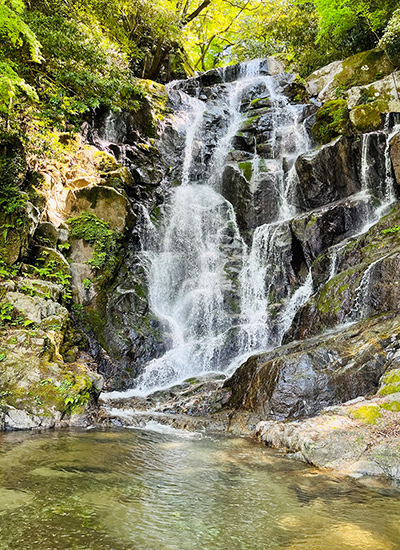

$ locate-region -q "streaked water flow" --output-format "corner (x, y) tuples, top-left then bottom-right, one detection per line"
(134, 62), (312, 393)
(133, 63), (398, 395)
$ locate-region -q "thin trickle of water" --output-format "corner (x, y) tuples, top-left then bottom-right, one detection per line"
(384, 123), (400, 206)
(352, 258), (382, 321)
(280, 164), (299, 221)
(328, 241), (348, 282)
(279, 270), (313, 339)
(361, 133), (371, 192)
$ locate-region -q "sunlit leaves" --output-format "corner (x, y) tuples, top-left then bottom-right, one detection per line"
(0, 1), (42, 62)
(0, 62), (38, 112)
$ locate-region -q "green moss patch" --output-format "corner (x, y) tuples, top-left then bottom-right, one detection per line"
(335, 49), (394, 92)
(68, 211), (121, 277)
(239, 161), (253, 182)
(351, 404), (382, 424)
(380, 400), (400, 412)
(351, 103), (383, 132)
(317, 270), (350, 314)
(379, 369), (400, 396)
(311, 100), (350, 144)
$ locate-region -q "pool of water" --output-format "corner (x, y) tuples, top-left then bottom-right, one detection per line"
(0, 426), (400, 550)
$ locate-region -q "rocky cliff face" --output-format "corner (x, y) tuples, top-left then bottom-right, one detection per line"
(96, 52), (400, 481)
(2, 47), (400, 463)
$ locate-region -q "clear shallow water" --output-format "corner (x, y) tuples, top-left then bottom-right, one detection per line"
(0, 428), (400, 550)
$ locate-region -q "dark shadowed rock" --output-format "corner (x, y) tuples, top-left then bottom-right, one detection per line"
(286, 204), (400, 341)
(390, 131), (400, 188)
(290, 194), (374, 264)
(295, 137), (361, 209)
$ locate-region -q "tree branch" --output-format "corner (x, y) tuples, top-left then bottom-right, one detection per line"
(183, 0), (212, 25)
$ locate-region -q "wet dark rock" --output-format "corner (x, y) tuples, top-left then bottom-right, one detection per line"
(286, 204), (400, 341)
(295, 136), (361, 210)
(390, 131), (400, 187)
(225, 313), (400, 421)
(363, 131), (390, 200)
(221, 164), (252, 237)
(290, 195), (375, 264)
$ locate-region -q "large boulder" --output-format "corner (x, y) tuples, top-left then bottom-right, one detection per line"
(225, 313), (400, 422)
(0, 200), (39, 265)
(295, 137), (361, 210)
(307, 49), (394, 102)
(64, 186), (135, 233)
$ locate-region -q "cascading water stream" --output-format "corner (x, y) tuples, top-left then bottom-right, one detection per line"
(131, 61), (314, 394)
(324, 123), (399, 289)
(122, 62), (398, 397)
(237, 79), (311, 354)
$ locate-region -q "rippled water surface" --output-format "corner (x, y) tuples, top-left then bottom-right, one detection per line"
(0, 427), (400, 550)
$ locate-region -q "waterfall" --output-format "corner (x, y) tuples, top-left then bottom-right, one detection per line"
(127, 61), (398, 395)
(129, 61), (313, 394)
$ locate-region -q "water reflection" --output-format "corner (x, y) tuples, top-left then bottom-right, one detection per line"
(0, 428), (399, 550)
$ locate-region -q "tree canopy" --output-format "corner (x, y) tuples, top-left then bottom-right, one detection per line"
(0, 0), (399, 134)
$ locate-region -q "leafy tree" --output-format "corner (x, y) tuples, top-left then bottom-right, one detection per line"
(314, 0), (398, 44)
(379, 8), (400, 60)
(0, 0), (41, 116)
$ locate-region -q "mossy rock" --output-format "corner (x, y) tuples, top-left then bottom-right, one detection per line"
(379, 368), (400, 395)
(0, 201), (39, 265)
(335, 48), (394, 92)
(249, 97), (271, 109)
(350, 404), (382, 424)
(65, 186), (136, 233)
(0, 321), (102, 427)
(34, 222), (59, 248)
(380, 399), (400, 412)
(311, 100), (350, 144)
(350, 103), (384, 133)
(100, 167), (133, 189)
(92, 151), (119, 172)
(238, 161), (253, 182)
(28, 246), (70, 277)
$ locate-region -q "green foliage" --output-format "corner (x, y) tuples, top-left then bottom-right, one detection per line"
(0, 0), (42, 61)
(314, 0), (398, 44)
(25, 12), (142, 125)
(0, 301), (35, 328)
(0, 0), (41, 112)
(0, 302), (14, 326)
(58, 377), (91, 414)
(82, 278), (92, 290)
(0, 132), (28, 216)
(68, 212), (121, 277)
(0, 61), (38, 113)
(379, 8), (400, 60)
(382, 225), (400, 234)
(0, 258), (18, 279)
(30, 252), (72, 303)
